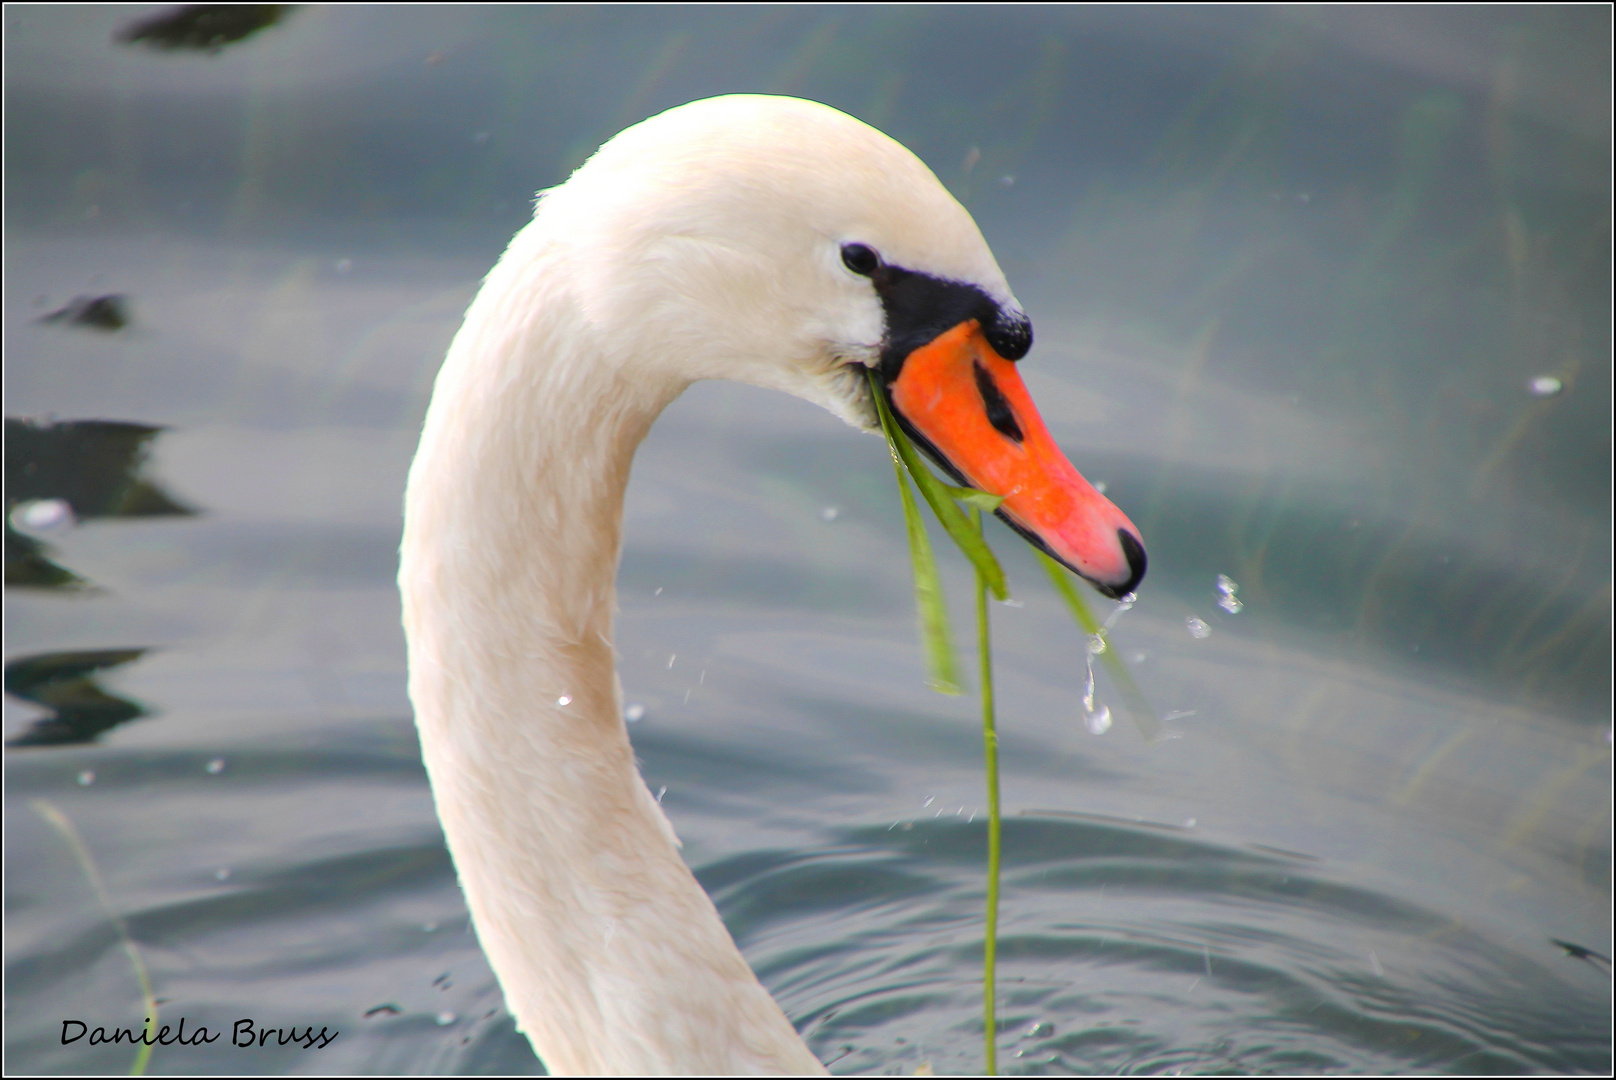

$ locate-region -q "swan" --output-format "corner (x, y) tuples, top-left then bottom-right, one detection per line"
(399, 94), (1146, 1075)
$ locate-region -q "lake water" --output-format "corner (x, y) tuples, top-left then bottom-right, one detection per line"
(5, 6), (1610, 1075)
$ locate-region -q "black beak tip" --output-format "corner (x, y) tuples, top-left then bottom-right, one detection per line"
(1095, 529), (1146, 600)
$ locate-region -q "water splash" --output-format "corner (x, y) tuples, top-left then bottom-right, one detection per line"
(1081, 656), (1112, 734)
(1074, 594), (1136, 734)
(1103, 592), (1135, 630)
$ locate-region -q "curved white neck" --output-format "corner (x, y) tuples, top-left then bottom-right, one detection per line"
(400, 224), (825, 1074)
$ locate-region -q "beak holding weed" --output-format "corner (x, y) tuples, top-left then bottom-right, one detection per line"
(866, 348), (1155, 1073)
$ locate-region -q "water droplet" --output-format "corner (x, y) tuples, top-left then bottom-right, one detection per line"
(206, 758), (226, 774)
(214, 868), (231, 881)
(963, 146), (981, 172)
(1129, 650), (1148, 664)
(1186, 617), (1212, 639)
(922, 795), (935, 807)
(820, 506), (839, 522)
(655, 785), (667, 804)
(1217, 594), (1244, 614)
(334, 258), (353, 273)
(17, 498), (73, 531)
(422, 922), (439, 932)
(1368, 951), (1384, 976)
(1092, 480), (1107, 494)
(624, 703), (646, 722)
(76, 769), (95, 786)
(653, 587), (663, 596)
(1216, 574), (1238, 596)
(1184, 817), (1197, 828)
(1103, 594), (1134, 630)
(1081, 652), (1111, 734)
(1163, 709), (1197, 721)
(557, 695), (571, 707)
(666, 653), (676, 669)
(471, 130), (490, 145)
(1087, 634), (1107, 655)
(1528, 375), (1563, 396)
(436, 1011), (457, 1026)
(999, 174), (1016, 187)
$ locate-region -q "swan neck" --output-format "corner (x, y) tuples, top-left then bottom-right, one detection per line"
(399, 231), (824, 1074)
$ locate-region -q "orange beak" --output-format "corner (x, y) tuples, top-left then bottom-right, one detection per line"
(886, 320), (1146, 598)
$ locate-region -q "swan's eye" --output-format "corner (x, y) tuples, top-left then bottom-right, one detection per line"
(841, 243), (880, 276)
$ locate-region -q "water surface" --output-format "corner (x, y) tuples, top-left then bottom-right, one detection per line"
(5, 6), (1610, 1075)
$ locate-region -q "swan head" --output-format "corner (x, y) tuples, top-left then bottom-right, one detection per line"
(537, 94), (1145, 598)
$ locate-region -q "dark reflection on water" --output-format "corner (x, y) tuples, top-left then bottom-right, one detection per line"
(5, 649), (150, 746)
(115, 5), (294, 55)
(5, 418), (196, 590)
(4, 4), (1609, 1077)
(37, 294), (130, 332)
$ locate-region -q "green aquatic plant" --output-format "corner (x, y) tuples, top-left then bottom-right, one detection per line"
(869, 367), (1151, 1073)
(32, 799), (159, 1076)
